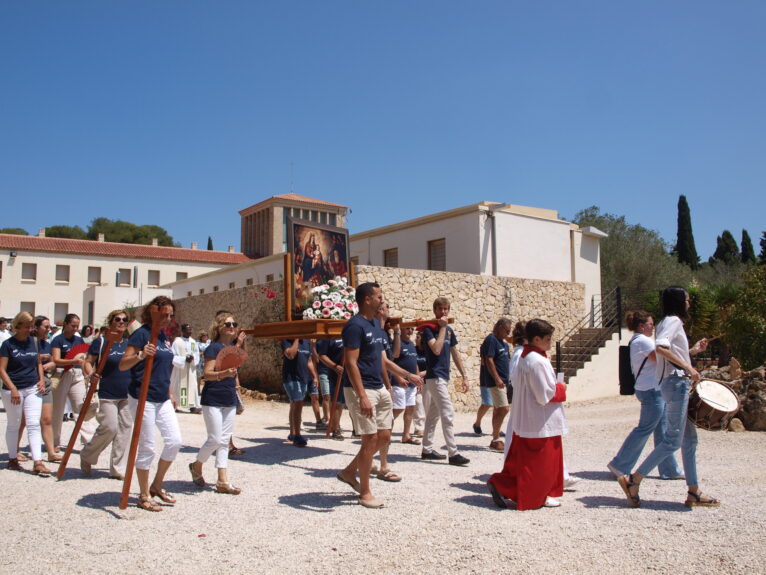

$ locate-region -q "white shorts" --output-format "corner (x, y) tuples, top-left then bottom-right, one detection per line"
(391, 385), (417, 409)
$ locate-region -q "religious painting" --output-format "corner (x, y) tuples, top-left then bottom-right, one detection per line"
(287, 216), (350, 320)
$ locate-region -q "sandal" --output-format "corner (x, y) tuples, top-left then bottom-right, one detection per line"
(376, 469), (402, 482)
(358, 497), (384, 509)
(685, 490), (720, 508)
(215, 482), (241, 495)
(32, 463), (52, 477)
(7, 458), (22, 471)
(16, 453), (29, 462)
(617, 474), (641, 508)
(401, 437), (421, 445)
(48, 454), (63, 463)
(149, 487), (176, 505)
(228, 447), (244, 457)
(137, 496), (163, 512)
(189, 462), (206, 487)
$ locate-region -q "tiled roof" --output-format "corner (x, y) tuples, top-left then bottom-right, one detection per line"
(0, 234), (251, 265)
(239, 193), (347, 214)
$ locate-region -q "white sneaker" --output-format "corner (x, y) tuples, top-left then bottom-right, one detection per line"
(564, 477), (580, 489)
(544, 496), (561, 508)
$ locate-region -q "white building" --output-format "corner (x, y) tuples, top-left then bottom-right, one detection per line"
(0, 231), (249, 326)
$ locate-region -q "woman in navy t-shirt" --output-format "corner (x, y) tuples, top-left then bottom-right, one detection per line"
(0, 311), (48, 475)
(189, 312), (242, 495)
(80, 309), (133, 480)
(118, 296), (182, 512)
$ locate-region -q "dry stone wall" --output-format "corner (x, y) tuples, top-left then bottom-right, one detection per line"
(171, 267), (585, 408)
(356, 266), (585, 410)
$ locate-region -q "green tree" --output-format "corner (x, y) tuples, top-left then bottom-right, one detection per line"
(674, 195), (700, 269)
(710, 230), (740, 265)
(573, 206), (692, 312)
(46, 225), (88, 239)
(759, 232), (766, 265)
(86, 218), (178, 246)
(723, 266), (766, 369)
(741, 230), (756, 264)
(207, 236), (213, 250)
(0, 227), (29, 235)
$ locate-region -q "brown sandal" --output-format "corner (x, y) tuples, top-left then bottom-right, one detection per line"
(149, 487), (176, 504)
(7, 458), (22, 471)
(189, 462), (206, 487)
(685, 490), (720, 508)
(33, 462), (52, 477)
(137, 496), (163, 512)
(617, 474), (641, 508)
(215, 482), (241, 495)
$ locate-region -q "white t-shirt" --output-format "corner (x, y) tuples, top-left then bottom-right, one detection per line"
(509, 349), (568, 438)
(629, 333), (658, 392)
(0, 329), (11, 347)
(654, 316), (690, 380)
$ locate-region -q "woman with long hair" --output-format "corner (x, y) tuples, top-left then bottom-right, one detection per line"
(189, 312), (243, 494)
(607, 310), (683, 480)
(0, 312), (49, 475)
(80, 309), (133, 480)
(119, 296), (182, 512)
(617, 286), (717, 508)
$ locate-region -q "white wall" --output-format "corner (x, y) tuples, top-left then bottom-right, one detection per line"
(168, 254), (286, 299)
(83, 285), (173, 327)
(571, 231), (603, 308)
(350, 211), (483, 273)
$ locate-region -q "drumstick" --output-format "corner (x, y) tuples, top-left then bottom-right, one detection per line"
(119, 304), (169, 510)
(57, 330), (122, 479)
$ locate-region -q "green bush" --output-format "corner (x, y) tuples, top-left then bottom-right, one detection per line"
(723, 266), (766, 370)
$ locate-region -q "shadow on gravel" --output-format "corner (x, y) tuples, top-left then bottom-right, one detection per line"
(577, 495), (690, 512)
(450, 480), (489, 495)
(454, 493), (502, 510)
(278, 491), (356, 512)
(76, 491), (124, 519)
(238, 437), (342, 465)
(573, 470), (617, 482)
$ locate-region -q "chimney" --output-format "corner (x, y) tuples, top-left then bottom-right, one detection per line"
(152, 238), (158, 246)
(38, 228), (46, 238)
(98, 233), (105, 242)
(228, 245), (235, 253)
(191, 242), (198, 250)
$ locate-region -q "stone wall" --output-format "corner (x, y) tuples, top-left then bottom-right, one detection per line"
(171, 267), (586, 407)
(172, 281), (285, 392)
(356, 265), (585, 410)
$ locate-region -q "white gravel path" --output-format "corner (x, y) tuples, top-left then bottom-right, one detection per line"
(2, 396), (764, 575)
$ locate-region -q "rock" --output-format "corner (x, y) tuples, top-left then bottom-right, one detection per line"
(728, 418), (746, 432)
(729, 357), (742, 380)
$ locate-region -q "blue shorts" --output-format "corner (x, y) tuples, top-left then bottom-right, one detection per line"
(283, 380), (308, 402)
(317, 373), (331, 396)
(480, 386), (493, 406)
(330, 379), (345, 405)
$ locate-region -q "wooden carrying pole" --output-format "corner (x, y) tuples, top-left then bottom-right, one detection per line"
(57, 330), (122, 479)
(119, 305), (168, 510)
(284, 252), (293, 322)
(325, 361), (344, 438)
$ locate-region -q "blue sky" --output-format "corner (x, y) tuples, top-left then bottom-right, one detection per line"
(2, 1), (764, 259)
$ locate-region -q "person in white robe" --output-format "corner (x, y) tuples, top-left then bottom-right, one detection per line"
(170, 324), (200, 413)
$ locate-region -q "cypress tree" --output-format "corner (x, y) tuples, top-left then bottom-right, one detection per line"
(675, 195), (699, 269)
(207, 236), (214, 251)
(741, 230), (756, 264)
(759, 232), (766, 265)
(711, 230), (740, 265)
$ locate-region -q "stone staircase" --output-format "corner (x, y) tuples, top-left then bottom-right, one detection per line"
(552, 327), (615, 378)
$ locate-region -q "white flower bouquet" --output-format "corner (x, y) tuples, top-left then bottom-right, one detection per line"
(301, 277), (358, 320)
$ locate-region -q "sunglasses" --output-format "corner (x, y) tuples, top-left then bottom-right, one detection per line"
(113, 317), (129, 323)
(223, 321), (239, 328)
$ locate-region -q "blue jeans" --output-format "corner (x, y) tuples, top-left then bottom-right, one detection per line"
(283, 380), (308, 402)
(636, 375), (698, 486)
(608, 388), (682, 478)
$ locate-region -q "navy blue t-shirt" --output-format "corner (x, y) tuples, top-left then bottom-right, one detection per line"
(89, 337), (131, 400)
(416, 346), (427, 373)
(201, 341), (238, 407)
(479, 333), (510, 388)
(127, 326), (174, 403)
(316, 338), (343, 378)
(422, 325), (458, 380)
(341, 314), (384, 390)
(282, 339), (312, 385)
(394, 339), (419, 388)
(0, 336), (40, 389)
(51, 333), (85, 366)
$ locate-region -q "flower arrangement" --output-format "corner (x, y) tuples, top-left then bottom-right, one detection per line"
(301, 277), (358, 320)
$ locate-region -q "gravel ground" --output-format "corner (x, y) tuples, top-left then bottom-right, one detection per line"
(2, 395), (764, 575)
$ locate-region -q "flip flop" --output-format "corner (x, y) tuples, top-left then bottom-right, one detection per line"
(376, 470), (402, 482)
(149, 487), (177, 505)
(358, 497), (384, 509)
(336, 473), (361, 494)
(401, 438), (421, 445)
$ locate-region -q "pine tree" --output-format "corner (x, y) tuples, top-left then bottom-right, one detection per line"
(741, 230), (756, 264)
(675, 195), (699, 269)
(207, 236), (213, 251)
(711, 230), (740, 265)
(759, 232), (766, 265)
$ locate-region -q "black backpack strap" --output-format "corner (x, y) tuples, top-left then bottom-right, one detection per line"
(629, 335), (649, 380)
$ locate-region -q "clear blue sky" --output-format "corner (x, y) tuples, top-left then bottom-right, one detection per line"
(2, 1), (764, 260)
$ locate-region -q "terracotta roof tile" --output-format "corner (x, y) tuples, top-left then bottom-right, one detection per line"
(0, 234), (250, 265)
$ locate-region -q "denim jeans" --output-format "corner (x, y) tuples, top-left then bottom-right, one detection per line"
(636, 375), (698, 486)
(609, 388), (682, 478)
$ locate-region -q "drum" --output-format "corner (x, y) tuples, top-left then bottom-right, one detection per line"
(688, 379), (741, 431)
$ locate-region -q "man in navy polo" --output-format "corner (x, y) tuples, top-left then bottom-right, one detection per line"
(336, 282), (423, 509)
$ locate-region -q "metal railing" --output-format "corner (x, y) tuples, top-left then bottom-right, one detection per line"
(555, 287), (622, 375)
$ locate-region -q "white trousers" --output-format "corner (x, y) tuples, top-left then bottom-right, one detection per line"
(197, 405), (236, 469)
(128, 397), (182, 470)
(80, 398), (133, 475)
(2, 386), (43, 460)
(422, 377), (459, 457)
(413, 391), (425, 432)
